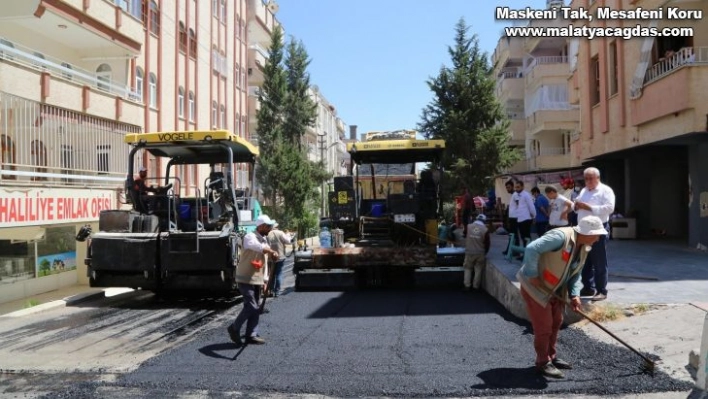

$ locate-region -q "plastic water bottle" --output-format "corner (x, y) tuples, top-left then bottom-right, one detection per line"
(319, 227), (332, 248)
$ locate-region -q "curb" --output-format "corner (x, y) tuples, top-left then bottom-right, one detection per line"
(1, 290), (106, 318)
(483, 259), (584, 325)
(64, 290), (106, 306)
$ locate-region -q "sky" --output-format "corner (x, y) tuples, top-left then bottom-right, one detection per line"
(275, 0), (547, 138)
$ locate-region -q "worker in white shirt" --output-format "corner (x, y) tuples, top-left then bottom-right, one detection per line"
(512, 180), (536, 260)
(572, 167), (616, 302)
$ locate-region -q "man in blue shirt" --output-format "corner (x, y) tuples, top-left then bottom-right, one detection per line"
(531, 187), (550, 237)
(517, 216), (608, 379)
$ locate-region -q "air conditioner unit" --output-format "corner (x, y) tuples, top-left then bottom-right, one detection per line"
(611, 218), (636, 239)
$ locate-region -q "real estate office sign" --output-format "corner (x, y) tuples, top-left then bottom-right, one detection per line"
(0, 187), (116, 227)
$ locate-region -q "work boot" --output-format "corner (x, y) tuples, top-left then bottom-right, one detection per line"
(580, 287), (596, 297)
(227, 325), (242, 346)
(552, 358), (573, 369)
(246, 336), (266, 345)
(591, 293), (607, 302)
(537, 362), (564, 379)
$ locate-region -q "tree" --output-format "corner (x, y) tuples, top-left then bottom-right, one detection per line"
(280, 39), (330, 237)
(255, 25), (288, 218)
(418, 18), (521, 201)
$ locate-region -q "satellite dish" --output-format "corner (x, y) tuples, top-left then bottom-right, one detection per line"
(267, 1), (279, 13)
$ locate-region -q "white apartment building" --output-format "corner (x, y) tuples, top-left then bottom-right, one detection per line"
(306, 85), (347, 177)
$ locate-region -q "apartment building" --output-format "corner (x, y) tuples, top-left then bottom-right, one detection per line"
(305, 86), (347, 176)
(493, 0), (580, 179)
(568, 0), (708, 246)
(0, 0), (269, 303)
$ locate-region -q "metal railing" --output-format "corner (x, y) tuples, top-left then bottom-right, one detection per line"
(643, 47), (708, 86)
(525, 55), (569, 74)
(0, 37), (141, 103)
(0, 91), (141, 188)
(536, 147), (568, 156)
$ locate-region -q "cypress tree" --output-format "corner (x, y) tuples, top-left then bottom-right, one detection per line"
(418, 18), (521, 200)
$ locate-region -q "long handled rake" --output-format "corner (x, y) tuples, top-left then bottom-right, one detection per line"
(554, 294), (657, 376)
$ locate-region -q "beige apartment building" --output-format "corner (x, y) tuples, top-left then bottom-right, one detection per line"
(568, 0), (708, 247)
(0, 0), (277, 303)
(493, 0), (580, 179)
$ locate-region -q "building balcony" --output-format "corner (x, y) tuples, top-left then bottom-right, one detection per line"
(248, 44), (267, 86)
(525, 56), (570, 88)
(248, 85), (261, 115)
(0, 91), (140, 189)
(493, 36), (524, 71)
(506, 158), (532, 174)
(0, 39), (141, 107)
(0, 0), (141, 60)
(526, 108), (579, 136)
(247, 0), (280, 48)
(496, 71), (524, 102)
(631, 47), (708, 130)
(532, 148), (572, 170)
(524, 23), (565, 53)
(508, 119), (525, 145)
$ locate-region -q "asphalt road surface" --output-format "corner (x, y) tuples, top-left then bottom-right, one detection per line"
(5, 283), (688, 398)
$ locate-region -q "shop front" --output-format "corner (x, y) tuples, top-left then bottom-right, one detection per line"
(0, 187), (118, 304)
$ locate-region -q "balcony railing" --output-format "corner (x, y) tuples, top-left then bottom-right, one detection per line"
(0, 92), (141, 189)
(534, 147), (568, 156)
(525, 55), (569, 73)
(643, 47), (708, 86)
(0, 37), (141, 103)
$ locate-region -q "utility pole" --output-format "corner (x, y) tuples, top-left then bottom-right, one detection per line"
(318, 133), (327, 217)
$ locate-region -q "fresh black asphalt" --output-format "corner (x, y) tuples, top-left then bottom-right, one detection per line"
(39, 288), (692, 398)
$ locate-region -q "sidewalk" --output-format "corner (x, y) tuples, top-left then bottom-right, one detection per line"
(484, 234), (708, 309)
(0, 284), (105, 316)
(481, 233), (708, 388)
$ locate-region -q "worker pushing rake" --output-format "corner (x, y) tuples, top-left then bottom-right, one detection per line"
(517, 215), (656, 379)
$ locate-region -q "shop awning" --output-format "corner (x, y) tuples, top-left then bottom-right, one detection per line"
(0, 226), (45, 242)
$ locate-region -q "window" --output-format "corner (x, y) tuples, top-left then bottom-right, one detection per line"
(235, 112), (240, 135)
(240, 115), (246, 139)
(240, 18), (246, 38)
(96, 63), (112, 91)
(149, 0), (160, 36)
(241, 69), (246, 89)
(608, 42), (618, 96)
(220, 0), (227, 22)
(97, 145), (110, 174)
(178, 87), (185, 117)
(236, 16), (241, 38)
(61, 62), (73, 80)
(30, 140), (47, 180)
(148, 72), (157, 107)
(188, 28), (197, 57)
(188, 91), (195, 121)
(178, 22), (187, 53)
(220, 104), (226, 128)
(212, 101), (218, 127)
(212, 0), (218, 17)
(235, 63), (241, 88)
(1, 134), (16, 180)
(135, 67), (144, 100)
(591, 55), (600, 106)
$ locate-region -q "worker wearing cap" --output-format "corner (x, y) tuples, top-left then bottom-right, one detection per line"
(133, 166), (158, 195)
(463, 214), (490, 291)
(517, 215), (608, 379)
(227, 214), (279, 346)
